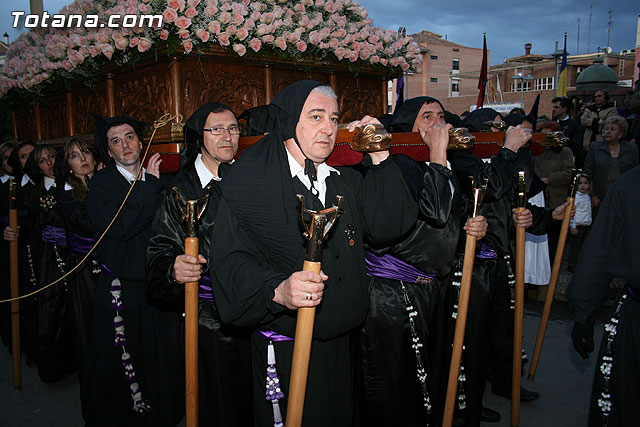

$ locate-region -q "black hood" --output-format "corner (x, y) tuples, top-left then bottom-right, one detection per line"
(180, 102), (235, 171)
(387, 96), (445, 133)
(461, 108), (501, 132)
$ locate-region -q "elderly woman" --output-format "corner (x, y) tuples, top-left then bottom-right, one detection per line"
(583, 115), (638, 210)
(580, 89), (617, 150)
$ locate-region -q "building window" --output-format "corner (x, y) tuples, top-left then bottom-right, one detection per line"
(510, 81), (532, 92)
(430, 77), (438, 82)
(453, 48), (459, 52)
(452, 58), (459, 71)
(430, 55), (438, 60)
(534, 77), (554, 91)
(451, 81), (459, 92)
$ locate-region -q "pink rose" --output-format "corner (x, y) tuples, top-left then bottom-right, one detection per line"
(256, 23), (271, 35)
(129, 36), (139, 48)
(274, 36), (287, 50)
(324, 1), (336, 12)
(184, 7), (197, 18)
(369, 55), (379, 64)
(175, 16), (192, 29)
(101, 44), (114, 59)
(182, 39), (193, 53)
(113, 35), (129, 51)
(205, 5), (217, 15)
(163, 7), (177, 23)
(236, 28), (249, 41)
(389, 57), (400, 67)
(233, 43), (247, 56)
(220, 1), (231, 11)
(168, 0), (185, 12)
(248, 37), (261, 52)
(178, 29), (190, 39)
(188, 0), (200, 7)
(367, 34), (379, 44)
(218, 11), (231, 24)
(231, 2), (248, 15)
(261, 34), (274, 43)
(348, 50), (358, 62)
(328, 38), (339, 48)
(88, 45), (101, 57)
(401, 62), (410, 71)
(334, 47), (346, 59)
(243, 18), (255, 29)
(293, 4), (305, 13)
(160, 29), (170, 40)
(286, 32), (300, 43)
(296, 40), (307, 52)
(231, 13), (244, 25)
(139, 3), (149, 13)
(138, 38), (152, 52)
(226, 25), (237, 35)
(315, 0), (325, 6)
(196, 29), (210, 42)
(261, 12), (274, 24)
(359, 48), (371, 60)
(379, 57), (388, 65)
(208, 20), (221, 34)
(218, 32), (230, 46)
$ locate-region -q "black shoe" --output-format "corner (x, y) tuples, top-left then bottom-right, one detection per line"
(481, 406), (501, 423)
(492, 386), (539, 402)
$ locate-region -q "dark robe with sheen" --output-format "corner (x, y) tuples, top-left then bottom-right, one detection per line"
(569, 166), (640, 427)
(211, 140), (418, 426)
(146, 165), (252, 426)
(56, 185), (97, 415)
(84, 166), (183, 427)
(358, 154), (467, 426)
(28, 180), (76, 383)
(449, 147), (551, 426)
(0, 176), (12, 347)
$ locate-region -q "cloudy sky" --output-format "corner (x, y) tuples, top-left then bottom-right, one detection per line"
(1, 0), (638, 65)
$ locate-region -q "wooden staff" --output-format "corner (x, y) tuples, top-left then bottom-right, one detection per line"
(9, 178), (21, 390)
(442, 178), (487, 427)
(173, 189), (210, 427)
(528, 169), (580, 381)
(286, 195), (343, 427)
(512, 170), (527, 427)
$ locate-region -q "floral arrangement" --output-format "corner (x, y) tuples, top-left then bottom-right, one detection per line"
(0, 0), (421, 98)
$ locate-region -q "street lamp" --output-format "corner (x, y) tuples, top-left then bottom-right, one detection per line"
(546, 40), (569, 98)
(511, 71), (535, 109)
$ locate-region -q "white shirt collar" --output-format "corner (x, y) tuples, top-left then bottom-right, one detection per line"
(44, 176), (56, 191)
(0, 174), (13, 184)
(285, 146), (339, 207)
(195, 153), (221, 188)
(116, 164), (146, 183)
(64, 182), (74, 191)
(21, 174), (33, 187)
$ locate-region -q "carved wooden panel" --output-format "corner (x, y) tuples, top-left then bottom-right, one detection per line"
(115, 65), (172, 123)
(181, 59), (265, 118)
(73, 82), (108, 135)
(334, 74), (383, 123)
(39, 94), (67, 140)
(14, 106), (37, 141)
(270, 67), (331, 98)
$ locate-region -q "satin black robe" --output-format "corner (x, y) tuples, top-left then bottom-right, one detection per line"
(85, 167), (183, 427)
(449, 147), (551, 427)
(569, 166), (640, 427)
(358, 155), (466, 426)
(28, 181), (76, 383)
(211, 155), (418, 427)
(146, 166), (252, 426)
(56, 185), (97, 416)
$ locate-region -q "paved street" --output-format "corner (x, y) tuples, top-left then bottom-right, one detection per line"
(0, 296), (608, 426)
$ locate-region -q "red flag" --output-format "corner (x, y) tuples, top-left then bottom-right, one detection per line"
(476, 33), (488, 109)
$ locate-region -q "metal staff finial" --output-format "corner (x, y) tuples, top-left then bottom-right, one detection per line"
(296, 194), (344, 263)
(568, 169), (582, 198)
(469, 176), (488, 217)
(517, 170), (526, 208)
(172, 187), (210, 237)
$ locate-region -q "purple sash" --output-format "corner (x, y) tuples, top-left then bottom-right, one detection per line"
(199, 275), (214, 301)
(67, 232), (95, 255)
(625, 285), (640, 304)
(101, 263), (117, 278)
(365, 251), (435, 285)
(42, 225), (67, 246)
(476, 242), (498, 259)
(256, 329), (293, 342)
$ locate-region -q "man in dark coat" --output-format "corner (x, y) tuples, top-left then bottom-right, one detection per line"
(146, 103), (252, 425)
(84, 117), (183, 426)
(569, 166), (640, 427)
(210, 80), (419, 427)
(552, 96), (585, 168)
(358, 96), (487, 426)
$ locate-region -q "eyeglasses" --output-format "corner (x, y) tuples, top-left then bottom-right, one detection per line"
(203, 126), (241, 136)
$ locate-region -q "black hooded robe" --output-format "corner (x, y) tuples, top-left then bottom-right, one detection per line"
(84, 118), (183, 427)
(568, 166), (640, 427)
(146, 103), (252, 426)
(210, 80), (419, 427)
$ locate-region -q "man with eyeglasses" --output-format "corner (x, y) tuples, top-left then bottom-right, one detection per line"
(146, 103), (252, 426)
